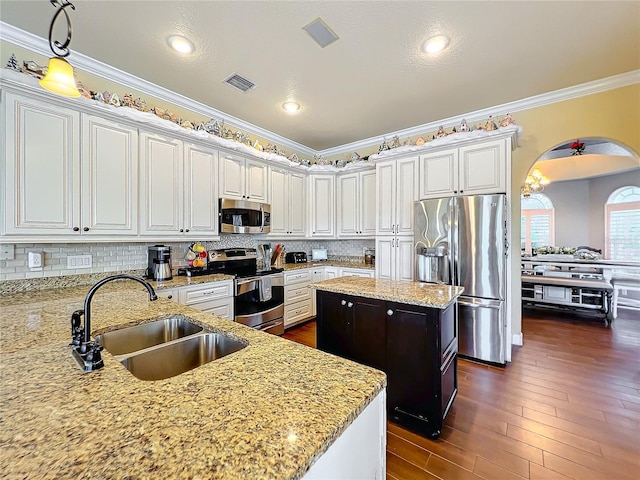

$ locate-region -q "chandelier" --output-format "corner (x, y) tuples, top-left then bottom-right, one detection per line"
(521, 168), (550, 197)
(39, 0), (80, 98)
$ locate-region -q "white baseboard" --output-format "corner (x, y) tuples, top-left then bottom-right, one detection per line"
(512, 333), (523, 346)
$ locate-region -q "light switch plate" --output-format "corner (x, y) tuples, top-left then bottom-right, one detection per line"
(0, 243), (15, 260)
(67, 254), (92, 269)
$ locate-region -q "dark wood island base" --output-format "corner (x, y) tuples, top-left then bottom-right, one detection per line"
(316, 289), (458, 439)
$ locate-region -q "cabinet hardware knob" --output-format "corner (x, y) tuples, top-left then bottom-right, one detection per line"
(387, 309), (394, 316)
(83, 227), (89, 232)
(347, 302), (353, 308)
(460, 190), (464, 193)
(185, 229), (190, 232)
(73, 226), (80, 232)
(167, 295), (172, 299)
(454, 190), (458, 194)
(341, 300), (346, 306)
(179, 229), (184, 232)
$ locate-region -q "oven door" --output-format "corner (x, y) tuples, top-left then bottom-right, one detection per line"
(234, 273), (284, 334)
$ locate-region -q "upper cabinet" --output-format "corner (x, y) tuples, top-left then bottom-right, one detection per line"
(139, 131), (218, 237)
(376, 156), (417, 236)
(309, 174), (335, 237)
(2, 92), (138, 238)
(337, 170), (376, 237)
(418, 138), (507, 199)
(269, 167), (306, 236)
(219, 152), (268, 202)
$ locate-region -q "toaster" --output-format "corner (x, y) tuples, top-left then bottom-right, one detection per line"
(285, 252), (308, 264)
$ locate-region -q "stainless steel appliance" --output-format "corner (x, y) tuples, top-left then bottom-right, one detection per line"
(219, 198), (271, 234)
(415, 194), (508, 365)
(177, 248), (285, 335)
(285, 252), (307, 264)
(146, 245), (172, 281)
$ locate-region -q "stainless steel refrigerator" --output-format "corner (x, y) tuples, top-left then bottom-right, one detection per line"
(415, 194), (508, 365)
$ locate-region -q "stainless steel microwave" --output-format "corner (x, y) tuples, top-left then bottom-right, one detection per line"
(219, 198), (271, 234)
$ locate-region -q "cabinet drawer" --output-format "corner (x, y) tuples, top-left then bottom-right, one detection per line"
(285, 299), (312, 327)
(180, 281), (233, 305)
(284, 269), (312, 285)
(200, 299), (234, 320)
(340, 268), (374, 278)
(285, 283), (311, 303)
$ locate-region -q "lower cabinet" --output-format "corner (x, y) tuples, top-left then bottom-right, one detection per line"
(284, 269), (314, 328)
(316, 290), (457, 438)
(177, 280), (234, 320)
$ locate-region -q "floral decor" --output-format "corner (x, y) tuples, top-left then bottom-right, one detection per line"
(570, 140), (585, 155)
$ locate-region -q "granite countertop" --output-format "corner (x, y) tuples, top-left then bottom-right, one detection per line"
(521, 257), (640, 268)
(0, 282), (386, 479)
(310, 277), (464, 309)
(282, 261), (375, 271)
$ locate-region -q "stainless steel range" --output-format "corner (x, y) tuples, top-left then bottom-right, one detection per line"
(177, 248), (285, 335)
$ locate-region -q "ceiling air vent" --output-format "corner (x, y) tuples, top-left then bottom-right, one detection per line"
(303, 17), (340, 48)
(223, 73), (256, 93)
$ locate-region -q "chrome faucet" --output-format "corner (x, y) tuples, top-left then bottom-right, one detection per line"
(70, 274), (158, 372)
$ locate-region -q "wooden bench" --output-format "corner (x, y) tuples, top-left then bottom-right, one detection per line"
(521, 274), (613, 322)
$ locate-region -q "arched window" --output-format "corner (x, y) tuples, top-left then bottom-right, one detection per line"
(605, 186), (640, 260)
(521, 193), (555, 253)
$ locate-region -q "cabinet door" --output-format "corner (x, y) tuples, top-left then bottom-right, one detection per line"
(360, 170), (377, 235)
(337, 173), (359, 235)
(3, 92), (80, 235)
(309, 175), (335, 237)
(140, 131), (183, 234)
(245, 158), (268, 202)
(375, 237), (395, 280)
(184, 143), (218, 235)
(82, 115), (138, 235)
(288, 172), (306, 235)
(324, 267), (339, 280)
(396, 236), (415, 281)
(376, 161), (396, 235)
(459, 139), (506, 195)
(317, 291), (352, 357)
(269, 168), (289, 234)
(219, 152), (245, 199)
(418, 149), (458, 199)
(311, 268), (325, 316)
(351, 296), (387, 370)
(396, 157), (417, 235)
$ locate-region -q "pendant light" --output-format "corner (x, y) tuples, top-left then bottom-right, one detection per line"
(39, 0), (80, 98)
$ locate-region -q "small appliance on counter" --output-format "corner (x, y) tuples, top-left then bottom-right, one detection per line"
(146, 245), (172, 281)
(285, 252), (307, 264)
(364, 248), (375, 265)
(311, 249), (328, 261)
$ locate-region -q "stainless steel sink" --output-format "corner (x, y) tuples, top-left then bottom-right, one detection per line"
(120, 333), (247, 381)
(95, 316), (203, 356)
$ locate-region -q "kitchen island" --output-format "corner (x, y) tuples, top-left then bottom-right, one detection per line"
(0, 280), (386, 479)
(311, 277), (464, 439)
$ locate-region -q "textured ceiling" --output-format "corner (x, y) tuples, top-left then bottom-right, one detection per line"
(1, 1), (639, 150)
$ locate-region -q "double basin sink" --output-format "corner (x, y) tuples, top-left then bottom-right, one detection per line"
(95, 315), (247, 381)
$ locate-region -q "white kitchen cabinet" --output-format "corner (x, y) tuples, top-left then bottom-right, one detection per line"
(337, 170), (376, 237)
(156, 289), (177, 301)
(376, 156), (417, 236)
(284, 269), (314, 328)
(339, 267), (375, 278)
(140, 131), (218, 237)
(324, 266), (339, 280)
(308, 174), (335, 237)
(269, 167), (306, 236)
(310, 267), (325, 315)
(219, 152), (268, 202)
(375, 235), (414, 281)
(418, 138), (507, 199)
(178, 280), (234, 320)
(2, 92), (139, 238)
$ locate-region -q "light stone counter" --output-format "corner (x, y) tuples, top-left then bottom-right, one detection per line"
(310, 277), (464, 309)
(283, 261), (375, 271)
(0, 281), (386, 479)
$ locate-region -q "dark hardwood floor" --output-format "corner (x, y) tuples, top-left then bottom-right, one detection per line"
(283, 309), (640, 480)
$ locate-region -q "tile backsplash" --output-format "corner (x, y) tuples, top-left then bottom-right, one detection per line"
(0, 236), (375, 281)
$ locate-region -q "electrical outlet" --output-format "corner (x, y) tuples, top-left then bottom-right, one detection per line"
(28, 251), (43, 270)
(67, 254), (92, 269)
(0, 243), (15, 260)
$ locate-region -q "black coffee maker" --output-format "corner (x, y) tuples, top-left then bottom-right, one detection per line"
(146, 245), (172, 281)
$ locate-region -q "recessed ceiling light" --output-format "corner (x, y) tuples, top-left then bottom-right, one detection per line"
(167, 35), (195, 55)
(423, 35), (449, 54)
(283, 101), (300, 113)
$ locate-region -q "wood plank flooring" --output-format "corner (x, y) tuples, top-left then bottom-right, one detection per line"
(282, 309), (640, 480)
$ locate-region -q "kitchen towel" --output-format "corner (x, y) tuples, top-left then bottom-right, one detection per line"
(259, 276), (272, 302)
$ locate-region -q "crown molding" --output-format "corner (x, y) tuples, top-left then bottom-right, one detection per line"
(0, 22), (316, 157)
(3, 21), (638, 158)
(319, 70), (640, 157)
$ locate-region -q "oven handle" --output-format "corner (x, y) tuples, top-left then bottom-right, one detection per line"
(256, 319), (283, 332)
